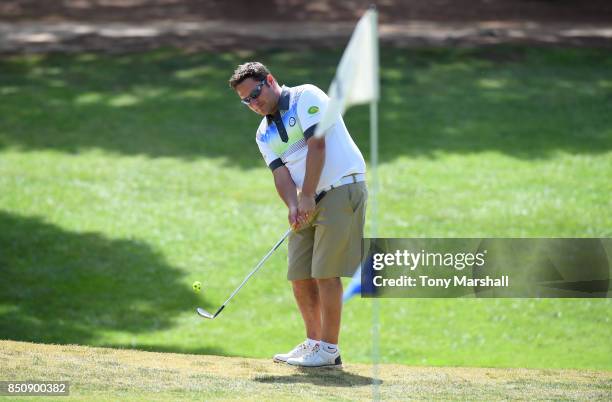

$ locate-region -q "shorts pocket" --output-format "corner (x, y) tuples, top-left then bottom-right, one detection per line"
(348, 182), (367, 212)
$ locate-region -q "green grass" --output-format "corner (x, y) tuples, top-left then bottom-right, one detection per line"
(0, 46), (611, 370)
(2, 340), (611, 401)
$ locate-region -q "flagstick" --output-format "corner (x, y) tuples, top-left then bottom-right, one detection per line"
(370, 99), (381, 400)
(369, 5), (381, 399)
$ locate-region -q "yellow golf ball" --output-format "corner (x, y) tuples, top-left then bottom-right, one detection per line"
(192, 281), (202, 293)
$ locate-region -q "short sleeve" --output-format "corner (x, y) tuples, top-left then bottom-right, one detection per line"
(256, 132), (284, 172)
(297, 85), (329, 139)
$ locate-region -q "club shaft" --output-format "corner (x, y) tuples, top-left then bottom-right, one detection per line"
(218, 228), (292, 309)
(209, 191), (326, 318)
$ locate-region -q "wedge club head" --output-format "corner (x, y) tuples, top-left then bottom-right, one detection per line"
(196, 306), (224, 319)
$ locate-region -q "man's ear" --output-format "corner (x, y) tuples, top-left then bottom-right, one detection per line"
(266, 74), (275, 86)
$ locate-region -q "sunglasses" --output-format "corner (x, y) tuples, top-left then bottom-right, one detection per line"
(241, 79), (267, 105)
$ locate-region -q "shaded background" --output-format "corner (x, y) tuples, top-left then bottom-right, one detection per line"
(2, 0), (612, 23)
(2, 0), (612, 54)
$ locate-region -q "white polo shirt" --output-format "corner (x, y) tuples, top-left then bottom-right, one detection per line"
(255, 84), (366, 193)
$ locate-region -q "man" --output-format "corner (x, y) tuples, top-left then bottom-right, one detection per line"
(229, 62), (367, 368)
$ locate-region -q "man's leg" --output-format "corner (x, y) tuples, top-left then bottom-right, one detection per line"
(292, 278), (321, 340)
(286, 276), (343, 367)
(288, 222), (319, 339)
(273, 278), (320, 363)
(316, 277), (343, 344)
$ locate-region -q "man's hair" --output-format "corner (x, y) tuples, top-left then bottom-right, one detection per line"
(229, 62), (270, 89)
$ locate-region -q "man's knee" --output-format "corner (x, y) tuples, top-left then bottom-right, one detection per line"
(292, 278), (318, 295)
(315, 277), (342, 291)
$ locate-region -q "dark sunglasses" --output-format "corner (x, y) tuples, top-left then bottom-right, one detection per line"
(241, 79), (267, 105)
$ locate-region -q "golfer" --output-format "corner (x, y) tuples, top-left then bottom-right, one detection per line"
(229, 62), (367, 368)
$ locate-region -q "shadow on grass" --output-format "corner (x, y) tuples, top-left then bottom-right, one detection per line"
(255, 369), (379, 387)
(0, 46), (610, 167)
(99, 343), (234, 357)
(0, 211), (226, 355)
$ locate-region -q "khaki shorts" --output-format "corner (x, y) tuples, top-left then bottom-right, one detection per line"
(288, 181), (367, 280)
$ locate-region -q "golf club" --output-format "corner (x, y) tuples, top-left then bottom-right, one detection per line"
(196, 191), (326, 319)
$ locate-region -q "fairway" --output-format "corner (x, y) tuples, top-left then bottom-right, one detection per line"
(1, 340), (611, 400)
(1, 46), (611, 375)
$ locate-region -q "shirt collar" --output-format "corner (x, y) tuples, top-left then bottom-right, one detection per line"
(277, 86), (290, 111)
(266, 86), (290, 123)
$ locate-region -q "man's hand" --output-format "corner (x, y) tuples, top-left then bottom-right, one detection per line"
(296, 192), (316, 228)
(288, 204), (299, 229)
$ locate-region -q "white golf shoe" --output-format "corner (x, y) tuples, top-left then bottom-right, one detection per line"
(273, 340), (318, 363)
(286, 343), (343, 368)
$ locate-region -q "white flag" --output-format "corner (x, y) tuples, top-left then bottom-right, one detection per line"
(314, 8), (379, 137)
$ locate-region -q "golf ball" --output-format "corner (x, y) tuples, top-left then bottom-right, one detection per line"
(192, 281), (202, 293)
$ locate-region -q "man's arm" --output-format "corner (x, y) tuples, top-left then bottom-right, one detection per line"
(297, 135), (326, 225)
(272, 165), (300, 228)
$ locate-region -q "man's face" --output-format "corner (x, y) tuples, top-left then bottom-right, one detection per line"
(235, 76), (278, 116)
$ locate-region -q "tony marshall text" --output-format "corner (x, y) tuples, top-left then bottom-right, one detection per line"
(373, 275), (509, 288)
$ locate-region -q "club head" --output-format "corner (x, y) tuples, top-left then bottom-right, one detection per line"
(196, 305), (225, 319)
(196, 307), (215, 319)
